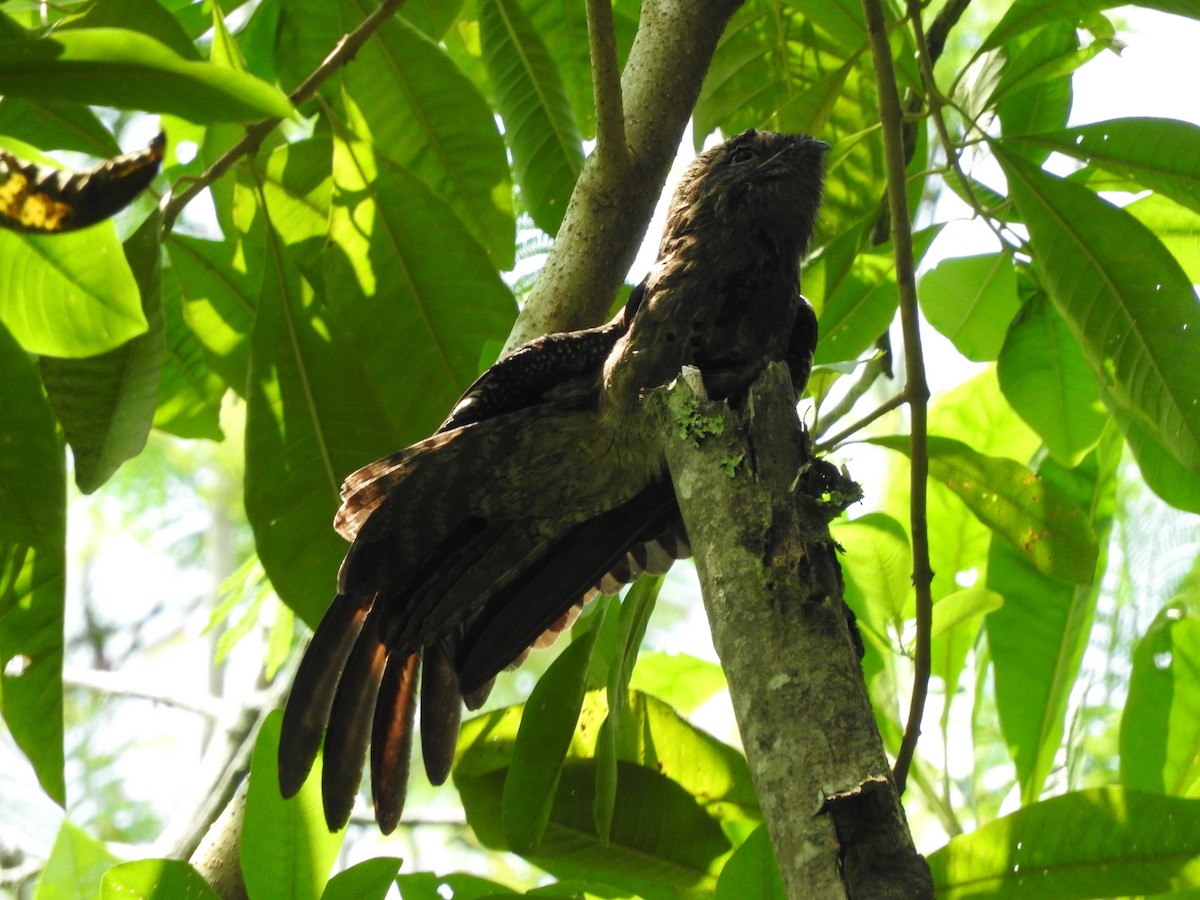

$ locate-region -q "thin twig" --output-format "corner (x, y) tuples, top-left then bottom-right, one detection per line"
(813, 354), (891, 442)
(586, 0), (628, 168)
(160, 0), (410, 232)
(815, 391), (909, 454)
(862, 0), (932, 796)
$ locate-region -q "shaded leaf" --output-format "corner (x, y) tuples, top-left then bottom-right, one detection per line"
(338, 6), (515, 265)
(504, 606), (607, 852)
(480, 0), (582, 235)
(981, 0), (1200, 52)
(39, 212), (165, 493)
(715, 824), (784, 900)
(0, 97), (120, 157)
(986, 429), (1119, 802)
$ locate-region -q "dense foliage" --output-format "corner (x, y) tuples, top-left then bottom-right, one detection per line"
(1, 0), (1199, 897)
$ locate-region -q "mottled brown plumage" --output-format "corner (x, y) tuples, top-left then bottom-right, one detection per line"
(278, 130), (829, 832)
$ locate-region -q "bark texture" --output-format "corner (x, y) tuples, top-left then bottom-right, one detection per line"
(660, 362), (933, 899)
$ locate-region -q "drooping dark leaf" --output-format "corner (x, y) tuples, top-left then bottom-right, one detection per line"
(40, 212), (166, 493)
(479, 0), (583, 235)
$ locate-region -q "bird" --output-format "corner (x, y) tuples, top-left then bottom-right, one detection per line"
(277, 129), (830, 833)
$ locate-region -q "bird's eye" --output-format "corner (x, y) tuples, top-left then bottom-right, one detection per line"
(728, 145), (756, 164)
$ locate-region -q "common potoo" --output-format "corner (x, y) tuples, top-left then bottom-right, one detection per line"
(278, 129), (829, 832)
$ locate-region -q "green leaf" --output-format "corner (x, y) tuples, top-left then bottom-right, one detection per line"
(320, 857), (402, 900)
(928, 787), (1200, 898)
(457, 690), (752, 896)
(0, 97), (121, 156)
(1123, 414), (1200, 514)
(245, 135), (514, 626)
(479, 0), (583, 235)
(596, 577), (661, 843)
(523, 0), (639, 140)
(0, 139), (146, 357)
(1121, 600), (1200, 797)
(99, 860), (218, 900)
(715, 825), (784, 900)
(33, 820), (119, 900)
(504, 606), (606, 852)
(337, 7), (515, 266)
(628, 651), (727, 715)
(919, 253), (1021, 362)
(997, 292), (1108, 467)
(153, 271), (225, 441)
(166, 230), (261, 395)
(997, 147), (1200, 474)
(0, 28), (292, 122)
(59, 0), (201, 61)
(1122, 192), (1200, 283)
(39, 212), (166, 493)
(993, 22), (1090, 158)
(1004, 118), (1200, 215)
(930, 587), (1004, 641)
(831, 512), (912, 629)
(815, 225), (942, 364)
(871, 434), (1098, 584)
(986, 429), (1119, 802)
(0, 321), (66, 806)
(981, 0), (1200, 52)
(394, 872), (519, 900)
(242, 711), (344, 900)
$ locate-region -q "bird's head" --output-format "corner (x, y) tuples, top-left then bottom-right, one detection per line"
(660, 129), (830, 261)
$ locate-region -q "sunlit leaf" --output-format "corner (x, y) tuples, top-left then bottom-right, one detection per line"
(998, 147), (1200, 475)
(1121, 599), (1200, 798)
(919, 252), (1021, 362)
(242, 711), (344, 900)
(987, 429), (1119, 802)
(928, 787), (1200, 898)
(36, 820), (121, 900)
(99, 859), (218, 900)
(0, 28), (292, 122)
(872, 434), (1098, 584)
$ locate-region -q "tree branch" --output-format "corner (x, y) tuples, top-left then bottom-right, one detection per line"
(862, 0), (932, 795)
(586, 0), (627, 170)
(503, 0), (743, 350)
(160, 0), (410, 233)
(659, 363), (932, 898)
